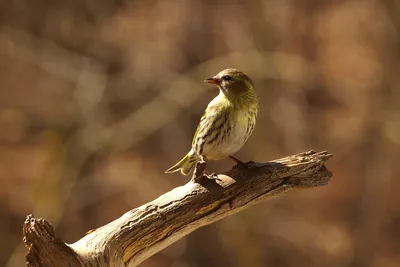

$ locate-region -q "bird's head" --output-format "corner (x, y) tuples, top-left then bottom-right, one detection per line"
(204, 68), (256, 101)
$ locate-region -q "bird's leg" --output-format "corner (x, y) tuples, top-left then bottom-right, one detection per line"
(228, 155), (244, 164)
(200, 156), (219, 180)
(228, 155), (256, 169)
(200, 156), (208, 176)
(229, 155), (251, 167)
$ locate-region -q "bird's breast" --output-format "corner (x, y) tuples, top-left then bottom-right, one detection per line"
(201, 109), (256, 160)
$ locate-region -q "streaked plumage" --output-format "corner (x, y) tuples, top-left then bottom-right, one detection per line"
(165, 68), (258, 176)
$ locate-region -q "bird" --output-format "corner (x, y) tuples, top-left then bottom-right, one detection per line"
(165, 68), (258, 177)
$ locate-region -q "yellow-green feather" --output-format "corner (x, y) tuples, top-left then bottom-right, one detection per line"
(165, 68), (258, 176)
(164, 152), (200, 175)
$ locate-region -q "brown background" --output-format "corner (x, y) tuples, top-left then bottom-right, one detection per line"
(1, 1), (400, 266)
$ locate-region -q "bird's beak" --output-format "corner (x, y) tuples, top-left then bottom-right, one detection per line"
(204, 76), (220, 85)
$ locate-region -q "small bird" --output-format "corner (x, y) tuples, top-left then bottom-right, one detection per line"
(165, 68), (259, 177)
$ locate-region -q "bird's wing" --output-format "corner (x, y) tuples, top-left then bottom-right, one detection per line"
(191, 112), (207, 146)
(191, 94), (230, 150)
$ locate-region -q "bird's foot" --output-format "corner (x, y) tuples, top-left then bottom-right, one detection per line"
(228, 155), (244, 165)
(202, 170), (220, 180)
(229, 155), (256, 168)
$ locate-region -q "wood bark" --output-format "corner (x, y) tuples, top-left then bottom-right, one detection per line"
(23, 150), (333, 267)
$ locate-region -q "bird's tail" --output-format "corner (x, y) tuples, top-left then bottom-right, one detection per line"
(165, 151), (200, 176)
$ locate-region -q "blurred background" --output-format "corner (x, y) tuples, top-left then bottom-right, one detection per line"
(1, 0), (400, 266)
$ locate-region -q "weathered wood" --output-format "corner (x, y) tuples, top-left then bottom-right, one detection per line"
(23, 150), (333, 267)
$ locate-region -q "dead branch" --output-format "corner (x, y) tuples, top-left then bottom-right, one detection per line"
(23, 150), (333, 267)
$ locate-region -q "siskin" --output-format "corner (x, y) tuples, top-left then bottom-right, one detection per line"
(165, 68), (259, 177)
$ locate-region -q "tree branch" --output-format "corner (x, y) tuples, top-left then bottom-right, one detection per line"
(23, 150), (333, 267)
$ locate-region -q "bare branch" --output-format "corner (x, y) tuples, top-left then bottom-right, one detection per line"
(23, 150), (333, 267)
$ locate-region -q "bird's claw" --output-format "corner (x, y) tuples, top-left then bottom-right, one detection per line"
(203, 172), (220, 180)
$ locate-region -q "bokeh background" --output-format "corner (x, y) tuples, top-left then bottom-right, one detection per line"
(1, 0), (400, 266)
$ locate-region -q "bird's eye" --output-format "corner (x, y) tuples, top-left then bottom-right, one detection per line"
(222, 75), (232, 81)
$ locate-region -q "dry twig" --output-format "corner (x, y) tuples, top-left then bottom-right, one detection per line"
(23, 150), (332, 267)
